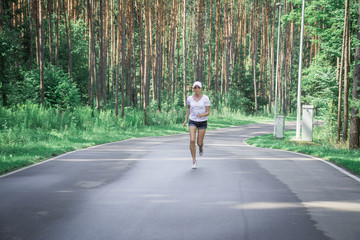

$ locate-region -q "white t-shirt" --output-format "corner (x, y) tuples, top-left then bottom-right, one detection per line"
(186, 94), (211, 122)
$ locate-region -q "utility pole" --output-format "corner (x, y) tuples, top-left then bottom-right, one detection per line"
(273, 2), (283, 136)
(295, 0), (306, 139)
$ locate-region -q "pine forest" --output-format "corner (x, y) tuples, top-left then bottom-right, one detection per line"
(1, 0), (360, 148)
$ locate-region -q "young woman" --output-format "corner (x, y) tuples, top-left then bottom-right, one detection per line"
(183, 81), (211, 169)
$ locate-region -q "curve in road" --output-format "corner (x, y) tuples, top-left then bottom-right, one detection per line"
(1, 123), (359, 240)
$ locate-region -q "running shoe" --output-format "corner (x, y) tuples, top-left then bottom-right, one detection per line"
(199, 146), (203, 156)
(192, 162), (197, 169)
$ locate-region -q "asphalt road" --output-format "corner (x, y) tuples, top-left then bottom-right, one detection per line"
(1, 123), (360, 240)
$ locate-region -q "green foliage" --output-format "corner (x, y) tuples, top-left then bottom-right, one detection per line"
(63, 19), (89, 103)
(302, 54), (338, 115)
(218, 90), (252, 114)
(0, 102), (273, 174)
(0, 23), (24, 106)
(18, 66), (80, 109)
(145, 98), (187, 126)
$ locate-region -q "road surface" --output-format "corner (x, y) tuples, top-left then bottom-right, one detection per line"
(1, 123), (360, 240)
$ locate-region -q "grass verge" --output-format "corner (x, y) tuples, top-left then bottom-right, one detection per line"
(246, 128), (360, 176)
(0, 105), (272, 175)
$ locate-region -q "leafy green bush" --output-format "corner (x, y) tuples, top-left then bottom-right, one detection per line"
(20, 66), (80, 110)
(145, 100), (186, 126)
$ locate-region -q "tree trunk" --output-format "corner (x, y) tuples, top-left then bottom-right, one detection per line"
(115, 0), (122, 117)
(98, 0), (106, 107)
(269, 0), (276, 114)
(0, 1), (2, 30)
(170, 0), (177, 101)
(183, 0), (187, 106)
(87, 0), (95, 107)
(29, 0), (34, 68)
(288, 1), (294, 114)
(156, 0), (164, 112)
(55, 0), (60, 67)
(143, 0), (151, 122)
(235, 0), (242, 56)
(224, 0), (230, 93)
(110, 0), (115, 100)
(349, 1), (360, 149)
(121, 0), (127, 118)
(197, 0), (204, 83)
(242, 1), (247, 66)
(262, 1), (269, 101)
(48, 0), (53, 65)
(337, 30), (346, 142)
(207, 0), (213, 89)
(252, 0), (259, 114)
(138, 0), (144, 108)
(62, 0), (72, 78)
(342, 0), (350, 142)
(104, 0), (109, 106)
(38, 0), (45, 105)
(149, 4), (156, 101)
(34, 0), (39, 67)
(214, 0), (220, 105)
(126, 0), (134, 105)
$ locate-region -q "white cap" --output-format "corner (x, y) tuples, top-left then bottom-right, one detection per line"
(193, 81), (202, 88)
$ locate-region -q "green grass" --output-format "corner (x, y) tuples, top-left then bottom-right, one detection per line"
(5, 103), (359, 178)
(246, 128), (360, 176)
(0, 103), (272, 175)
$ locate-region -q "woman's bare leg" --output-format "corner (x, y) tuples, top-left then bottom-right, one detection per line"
(189, 126), (197, 163)
(197, 129), (206, 154)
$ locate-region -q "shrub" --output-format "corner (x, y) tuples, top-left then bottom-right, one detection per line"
(20, 66), (80, 110)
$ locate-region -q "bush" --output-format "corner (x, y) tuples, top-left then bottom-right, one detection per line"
(20, 66), (80, 110)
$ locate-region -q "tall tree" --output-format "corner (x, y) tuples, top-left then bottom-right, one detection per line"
(269, 0), (276, 114)
(38, 0), (45, 105)
(342, 0), (350, 142)
(63, 0), (72, 78)
(143, 0), (151, 122)
(169, 0), (177, 101)
(224, 0), (230, 92)
(121, 0), (127, 118)
(137, 0), (144, 108)
(252, 0), (259, 114)
(55, 0), (60, 67)
(104, 0), (109, 105)
(207, 0), (213, 88)
(115, 0), (122, 117)
(197, 0), (204, 83)
(110, 0), (116, 100)
(29, 0), (34, 68)
(87, 0), (95, 107)
(183, 0), (187, 106)
(214, 0), (220, 105)
(48, 0), (54, 65)
(98, 0), (106, 106)
(150, 3), (156, 101)
(349, 0), (360, 149)
(156, 0), (164, 111)
(286, 1), (294, 114)
(126, 0), (134, 105)
(337, 0), (350, 143)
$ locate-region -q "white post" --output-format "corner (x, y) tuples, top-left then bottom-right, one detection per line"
(295, 0), (306, 139)
(273, 2), (283, 136)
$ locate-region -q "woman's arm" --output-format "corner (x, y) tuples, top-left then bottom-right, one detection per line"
(198, 106), (210, 118)
(183, 105), (190, 127)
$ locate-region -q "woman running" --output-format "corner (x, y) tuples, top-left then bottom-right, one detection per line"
(183, 81), (211, 169)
